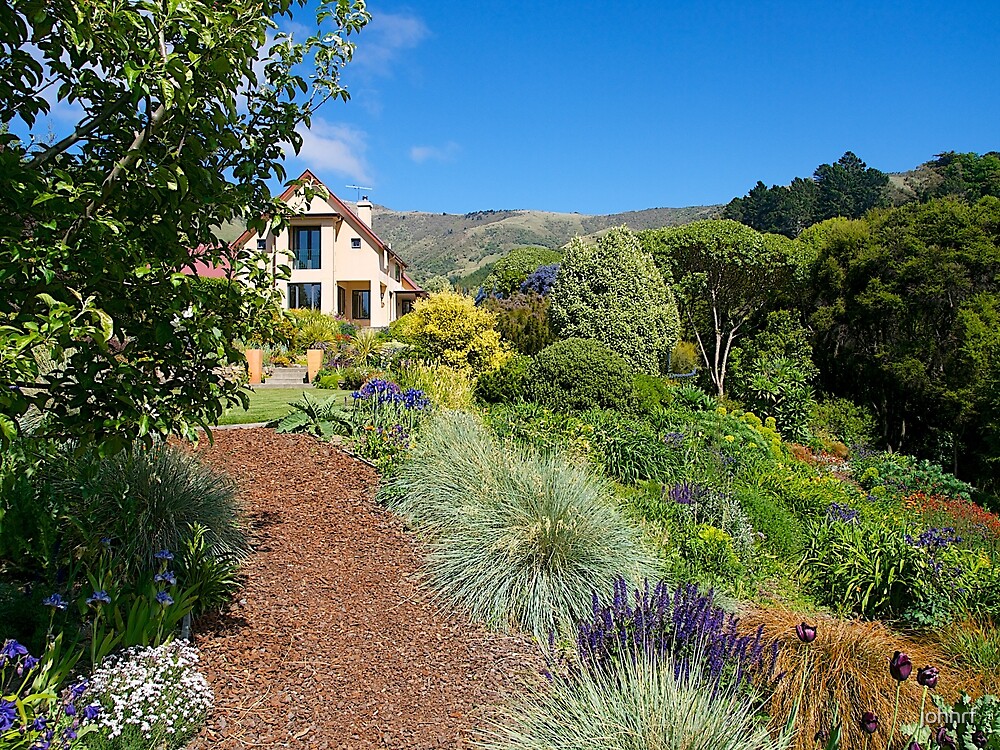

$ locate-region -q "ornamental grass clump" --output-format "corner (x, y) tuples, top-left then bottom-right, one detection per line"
(85, 641), (213, 750)
(479, 652), (790, 750)
(381, 411), (658, 638)
(738, 609), (982, 750)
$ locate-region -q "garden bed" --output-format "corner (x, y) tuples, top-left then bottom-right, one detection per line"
(188, 428), (541, 749)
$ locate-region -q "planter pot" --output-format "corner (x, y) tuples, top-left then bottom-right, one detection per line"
(245, 348), (264, 385)
(306, 349), (324, 384)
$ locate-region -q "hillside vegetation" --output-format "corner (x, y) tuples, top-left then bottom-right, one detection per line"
(371, 204), (719, 278)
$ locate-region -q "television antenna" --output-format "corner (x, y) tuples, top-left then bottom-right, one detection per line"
(345, 185), (373, 202)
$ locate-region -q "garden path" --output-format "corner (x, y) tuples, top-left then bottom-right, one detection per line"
(188, 429), (539, 749)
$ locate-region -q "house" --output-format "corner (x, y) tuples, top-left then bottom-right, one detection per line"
(231, 170), (425, 328)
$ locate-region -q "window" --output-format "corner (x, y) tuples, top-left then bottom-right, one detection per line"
(394, 262), (401, 282)
(351, 237), (362, 249)
(292, 226), (321, 269)
(401, 299), (415, 316)
(288, 283), (322, 310)
(352, 289), (370, 319)
(337, 286), (346, 317)
(256, 237), (267, 251)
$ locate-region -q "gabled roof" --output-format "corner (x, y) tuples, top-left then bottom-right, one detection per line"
(232, 169), (413, 273)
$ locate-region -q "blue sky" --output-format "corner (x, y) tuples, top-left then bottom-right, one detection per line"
(286, 0), (1000, 214)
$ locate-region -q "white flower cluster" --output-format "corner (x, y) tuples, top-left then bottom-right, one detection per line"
(86, 640), (214, 746)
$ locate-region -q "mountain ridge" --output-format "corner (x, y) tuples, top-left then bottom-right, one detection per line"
(370, 203), (722, 278)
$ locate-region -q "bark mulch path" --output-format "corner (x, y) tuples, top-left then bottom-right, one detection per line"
(188, 429), (541, 750)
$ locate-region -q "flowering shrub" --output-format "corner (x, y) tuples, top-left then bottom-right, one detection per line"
(519, 263), (559, 296)
(902, 492), (1000, 545)
(85, 641), (212, 750)
(349, 379), (429, 472)
(1, 639), (99, 748)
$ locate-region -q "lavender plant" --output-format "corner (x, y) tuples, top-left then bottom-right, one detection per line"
(84, 641), (213, 750)
(576, 580), (779, 693)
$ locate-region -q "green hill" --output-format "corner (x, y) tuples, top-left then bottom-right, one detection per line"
(371, 204), (720, 279)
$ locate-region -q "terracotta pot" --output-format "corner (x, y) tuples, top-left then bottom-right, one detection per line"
(306, 349), (324, 384)
(245, 348), (264, 385)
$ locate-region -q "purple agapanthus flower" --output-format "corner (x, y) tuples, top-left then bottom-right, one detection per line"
(827, 502), (859, 523)
(82, 704), (100, 721)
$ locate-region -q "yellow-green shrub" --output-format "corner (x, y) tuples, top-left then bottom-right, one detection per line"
(394, 291), (510, 372)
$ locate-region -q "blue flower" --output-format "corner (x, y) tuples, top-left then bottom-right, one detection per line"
(64, 704), (76, 717)
(153, 549), (174, 561)
(155, 591), (174, 607)
(31, 716), (48, 731)
(154, 571), (177, 586)
(69, 680), (88, 699)
(1, 639), (29, 660)
(86, 590), (111, 607)
(82, 704), (100, 721)
(0, 699), (17, 732)
(42, 593), (68, 610)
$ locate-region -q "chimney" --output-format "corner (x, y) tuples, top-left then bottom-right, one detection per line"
(356, 195), (373, 228)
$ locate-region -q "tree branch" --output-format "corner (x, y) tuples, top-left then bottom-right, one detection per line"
(28, 94), (132, 169)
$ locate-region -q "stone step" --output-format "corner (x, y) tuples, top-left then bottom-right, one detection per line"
(260, 366), (310, 387)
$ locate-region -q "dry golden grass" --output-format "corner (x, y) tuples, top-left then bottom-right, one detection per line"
(740, 607), (989, 750)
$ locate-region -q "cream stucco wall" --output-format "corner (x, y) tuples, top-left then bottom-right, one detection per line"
(247, 191), (411, 327)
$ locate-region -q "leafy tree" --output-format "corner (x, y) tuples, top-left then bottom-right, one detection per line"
(808, 197), (1000, 491)
(482, 246), (562, 297)
(813, 151), (890, 221)
(641, 220), (802, 395)
(728, 311), (818, 442)
(481, 293), (557, 355)
(722, 178), (817, 238)
(420, 275), (454, 294)
(0, 0), (370, 448)
(550, 227), (680, 375)
(394, 291), (509, 372)
(907, 151), (1000, 203)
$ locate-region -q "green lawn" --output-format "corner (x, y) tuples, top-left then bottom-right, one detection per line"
(216, 387), (352, 426)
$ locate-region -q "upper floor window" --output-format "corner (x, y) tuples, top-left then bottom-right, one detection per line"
(288, 283), (322, 310)
(394, 263), (401, 282)
(351, 237), (362, 249)
(256, 237), (267, 251)
(292, 226), (321, 269)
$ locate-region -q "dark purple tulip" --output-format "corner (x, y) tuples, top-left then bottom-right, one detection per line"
(972, 731), (987, 749)
(860, 711), (879, 735)
(936, 728), (956, 750)
(889, 651), (913, 681)
(795, 622), (817, 643)
(916, 665), (939, 688)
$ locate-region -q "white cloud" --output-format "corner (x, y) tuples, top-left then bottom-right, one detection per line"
(409, 142), (460, 164)
(294, 119), (373, 184)
(349, 11), (429, 77)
